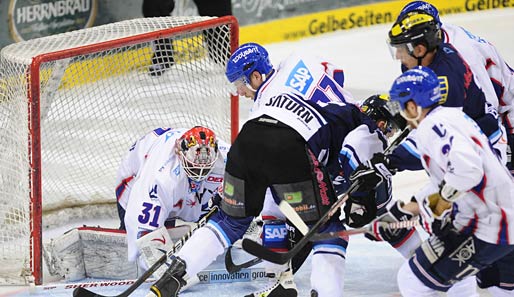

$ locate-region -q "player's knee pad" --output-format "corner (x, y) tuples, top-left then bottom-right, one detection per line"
(310, 253), (345, 297)
(208, 210), (253, 245)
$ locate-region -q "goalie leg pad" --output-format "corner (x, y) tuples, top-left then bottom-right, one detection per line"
(44, 227), (140, 281)
(43, 228), (85, 281)
(79, 227), (138, 280)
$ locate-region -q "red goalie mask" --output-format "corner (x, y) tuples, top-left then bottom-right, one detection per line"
(176, 126), (219, 181)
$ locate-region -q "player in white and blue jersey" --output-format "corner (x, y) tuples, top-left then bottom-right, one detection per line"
(147, 42), (377, 297)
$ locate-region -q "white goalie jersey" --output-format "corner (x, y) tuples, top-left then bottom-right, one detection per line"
(115, 127), (229, 262)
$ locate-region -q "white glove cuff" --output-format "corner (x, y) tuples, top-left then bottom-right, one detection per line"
(440, 181), (461, 202)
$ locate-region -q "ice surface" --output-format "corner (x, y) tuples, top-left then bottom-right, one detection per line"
(2, 7), (514, 297)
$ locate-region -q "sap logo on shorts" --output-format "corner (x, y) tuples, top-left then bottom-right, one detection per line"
(286, 60), (313, 95)
(264, 225), (287, 241)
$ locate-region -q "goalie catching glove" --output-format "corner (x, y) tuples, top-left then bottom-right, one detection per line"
(349, 153), (395, 192)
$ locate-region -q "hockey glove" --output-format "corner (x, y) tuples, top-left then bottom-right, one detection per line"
(343, 190), (377, 228)
(365, 200), (415, 244)
(438, 180), (461, 203)
(427, 189), (455, 237)
(349, 153), (394, 192)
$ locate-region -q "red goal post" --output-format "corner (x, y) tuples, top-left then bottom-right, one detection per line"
(0, 15), (239, 285)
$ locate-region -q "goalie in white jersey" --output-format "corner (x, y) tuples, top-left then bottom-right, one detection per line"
(115, 126), (229, 270)
(355, 66), (514, 296)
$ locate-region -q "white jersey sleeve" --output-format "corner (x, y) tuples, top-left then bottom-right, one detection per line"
(115, 128), (178, 209)
(248, 51), (354, 140)
(443, 23), (514, 133)
(416, 107), (514, 245)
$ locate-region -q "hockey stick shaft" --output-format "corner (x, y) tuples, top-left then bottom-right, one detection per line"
(309, 219), (419, 241)
(73, 206), (219, 297)
(242, 127), (411, 264)
(242, 181), (360, 264)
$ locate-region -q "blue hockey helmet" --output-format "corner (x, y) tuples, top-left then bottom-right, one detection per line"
(389, 66), (441, 110)
(225, 43), (273, 84)
(397, 1), (442, 27)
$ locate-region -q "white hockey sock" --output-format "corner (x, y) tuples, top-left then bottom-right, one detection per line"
(176, 226), (225, 277)
(447, 276), (479, 297)
(397, 261), (439, 297)
(487, 286), (514, 297)
(310, 253), (345, 297)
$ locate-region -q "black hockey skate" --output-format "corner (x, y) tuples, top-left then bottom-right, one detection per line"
(244, 268), (298, 297)
(149, 256), (187, 297)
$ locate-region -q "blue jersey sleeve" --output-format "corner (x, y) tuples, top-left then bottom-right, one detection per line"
(388, 138), (424, 171)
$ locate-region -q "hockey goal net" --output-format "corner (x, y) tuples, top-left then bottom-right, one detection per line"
(0, 15), (239, 285)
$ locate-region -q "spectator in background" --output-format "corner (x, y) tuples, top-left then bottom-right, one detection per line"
(143, 0), (233, 76)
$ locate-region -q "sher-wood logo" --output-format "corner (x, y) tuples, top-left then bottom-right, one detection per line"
(8, 0), (97, 42)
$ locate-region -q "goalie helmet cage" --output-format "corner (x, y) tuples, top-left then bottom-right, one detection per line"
(0, 15), (239, 285)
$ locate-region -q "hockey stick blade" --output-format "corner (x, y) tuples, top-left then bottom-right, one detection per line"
(309, 219), (420, 241)
(224, 246), (262, 274)
(73, 207), (219, 297)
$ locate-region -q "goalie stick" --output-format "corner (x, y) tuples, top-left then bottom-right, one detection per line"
(73, 206), (219, 297)
(242, 127), (411, 264)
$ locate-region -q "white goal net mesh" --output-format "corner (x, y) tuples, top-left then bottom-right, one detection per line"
(0, 16), (238, 285)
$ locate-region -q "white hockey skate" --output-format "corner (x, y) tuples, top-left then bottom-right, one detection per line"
(244, 269), (298, 297)
(233, 217), (263, 248)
